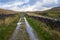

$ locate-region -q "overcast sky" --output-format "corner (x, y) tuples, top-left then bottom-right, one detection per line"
(0, 0), (60, 11)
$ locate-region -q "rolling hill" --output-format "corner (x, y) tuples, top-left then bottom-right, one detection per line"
(34, 7), (60, 19)
(0, 9), (17, 14)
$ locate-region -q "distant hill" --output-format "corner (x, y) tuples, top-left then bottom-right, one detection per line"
(0, 9), (17, 14)
(43, 7), (60, 19)
(44, 7), (60, 12)
(31, 7), (60, 19)
(50, 7), (60, 11)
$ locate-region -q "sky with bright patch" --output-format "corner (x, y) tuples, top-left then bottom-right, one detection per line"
(0, 0), (60, 11)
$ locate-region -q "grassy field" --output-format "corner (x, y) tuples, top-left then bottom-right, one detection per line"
(40, 11), (60, 19)
(26, 16), (60, 40)
(0, 13), (20, 40)
(26, 11), (60, 20)
(34, 11), (60, 19)
(46, 11), (60, 19)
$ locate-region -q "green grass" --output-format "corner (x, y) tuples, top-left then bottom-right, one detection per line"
(26, 16), (53, 40)
(0, 14), (20, 40)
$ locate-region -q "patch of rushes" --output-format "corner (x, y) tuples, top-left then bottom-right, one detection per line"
(0, 14), (20, 40)
(26, 16), (60, 40)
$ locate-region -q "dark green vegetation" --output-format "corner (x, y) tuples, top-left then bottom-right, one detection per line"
(26, 16), (60, 40)
(0, 14), (20, 40)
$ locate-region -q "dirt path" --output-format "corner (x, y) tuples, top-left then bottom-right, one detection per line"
(9, 17), (30, 40)
(9, 16), (39, 40)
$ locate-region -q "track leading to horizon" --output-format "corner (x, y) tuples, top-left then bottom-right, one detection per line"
(9, 15), (39, 40)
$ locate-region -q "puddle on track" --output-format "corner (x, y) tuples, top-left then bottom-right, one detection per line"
(24, 17), (39, 40)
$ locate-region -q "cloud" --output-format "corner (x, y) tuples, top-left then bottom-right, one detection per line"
(10, 1), (42, 11)
(43, 0), (58, 4)
(0, 2), (22, 8)
(0, 0), (29, 9)
(0, 0), (59, 11)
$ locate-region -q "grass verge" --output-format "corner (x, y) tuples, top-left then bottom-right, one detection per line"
(26, 16), (60, 40)
(27, 18), (53, 40)
(0, 14), (20, 40)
